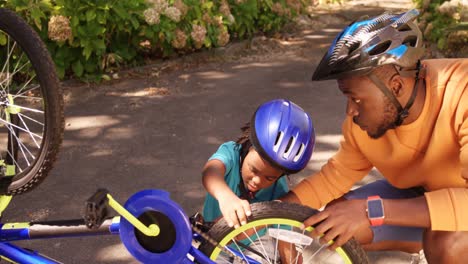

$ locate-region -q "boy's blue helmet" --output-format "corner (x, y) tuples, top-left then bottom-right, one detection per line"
(312, 9), (424, 81)
(250, 99), (315, 174)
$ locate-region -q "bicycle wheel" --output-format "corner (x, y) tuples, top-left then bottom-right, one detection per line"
(199, 202), (369, 263)
(0, 8), (64, 195)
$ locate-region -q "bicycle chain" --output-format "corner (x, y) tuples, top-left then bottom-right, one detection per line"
(191, 224), (247, 264)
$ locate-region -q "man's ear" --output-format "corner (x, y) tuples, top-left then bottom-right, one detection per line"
(389, 74), (404, 97)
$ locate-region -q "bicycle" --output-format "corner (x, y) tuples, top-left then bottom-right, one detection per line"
(0, 7), (64, 196)
(0, 187), (369, 263)
(0, 7), (371, 264)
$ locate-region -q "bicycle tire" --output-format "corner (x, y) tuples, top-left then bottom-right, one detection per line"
(0, 8), (64, 195)
(199, 201), (369, 263)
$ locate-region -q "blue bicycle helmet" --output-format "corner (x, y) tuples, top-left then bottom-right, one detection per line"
(312, 9), (425, 81)
(250, 99), (315, 174)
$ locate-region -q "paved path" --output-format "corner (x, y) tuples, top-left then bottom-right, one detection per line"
(3, 1), (420, 263)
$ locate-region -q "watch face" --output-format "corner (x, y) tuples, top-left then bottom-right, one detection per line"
(368, 199), (384, 218)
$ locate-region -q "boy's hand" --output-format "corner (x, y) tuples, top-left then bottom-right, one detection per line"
(219, 194), (251, 228)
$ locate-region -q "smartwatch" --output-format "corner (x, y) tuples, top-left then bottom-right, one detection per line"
(366, 195), (385, 226)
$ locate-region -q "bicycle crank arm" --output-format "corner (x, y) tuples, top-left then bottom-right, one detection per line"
(84, 189), (159, 237)
(106, 193), (160, 236)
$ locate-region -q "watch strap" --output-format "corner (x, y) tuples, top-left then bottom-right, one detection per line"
(367, 195), (384, 226)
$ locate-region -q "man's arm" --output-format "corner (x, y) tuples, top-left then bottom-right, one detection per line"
(287, 118), (373, 209)
(422, 77), (468, 231)
(279, 191), (301, 204)
(383, 196), (430, 227)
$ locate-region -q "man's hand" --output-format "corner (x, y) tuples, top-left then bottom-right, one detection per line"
(302, 199), (370, 250)
(218, 193), (251, 228)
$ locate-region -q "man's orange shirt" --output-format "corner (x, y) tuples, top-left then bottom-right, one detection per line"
(293, 59), (468, 231)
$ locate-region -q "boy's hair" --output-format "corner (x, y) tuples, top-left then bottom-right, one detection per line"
(236, 122), (250, 145)
(236, 122), (252, 162)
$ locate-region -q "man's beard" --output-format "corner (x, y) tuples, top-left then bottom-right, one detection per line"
(356, 96), (399, 139)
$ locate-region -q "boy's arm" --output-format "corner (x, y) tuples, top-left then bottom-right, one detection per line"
(202, 159), (232, 200)
(202, 159), (251, 228)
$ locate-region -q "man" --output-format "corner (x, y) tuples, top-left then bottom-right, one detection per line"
(281, 9), (468, 263)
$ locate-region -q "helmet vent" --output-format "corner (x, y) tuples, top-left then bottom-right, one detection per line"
(372, 13), (393, 23)
(394, 9), (419, 28)
(368, 40), (391, 55)
(398, 24), (412, 32)
(348, 42), (360, 54)
(402, 36), (417, 47)
(293, 144), (305, 162)
(273, 131), (284, 153)
(282, 136), (297, 159)
(368, 21), (387, 33)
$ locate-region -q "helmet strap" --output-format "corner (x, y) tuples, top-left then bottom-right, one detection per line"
(368, 61), (421, 126)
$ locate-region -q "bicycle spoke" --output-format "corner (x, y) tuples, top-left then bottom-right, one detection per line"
(18, 114), (40, 148)
(13, 93), (42, 101)
(18, 112), (44, 126)
(273, 225), (279, 263)
(8, 51), (27, 88)
(229, 240), (249, 262)
(5, 148), (22, 172)
(4, 121), (36, 164)
(12, 72), (37, 98)
(303, 243), (328, 263)
(0, 39), (17, 92)
(0, 117), (43, 140)
(238, 227), (272, 263)
(14, 84), (41, 100)
(294, 228), (308, 264)
(0, 35), (16, 75)
(5, 103), (44, 114)
(253, 226), (273, 264)
(5, 123), (31, 172)
(0, 37), (35, 98)
(289, 226), (293, 264)
(0, 39), (15, 90)
(270, 224), (303, 264)
(5, 55), (30, 91)
(0, 73), (11, 89)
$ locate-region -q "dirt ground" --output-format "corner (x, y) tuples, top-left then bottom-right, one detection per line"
(3, 2), (423, 263)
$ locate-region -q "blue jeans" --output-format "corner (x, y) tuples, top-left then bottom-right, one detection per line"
(344, 180), (424, 242)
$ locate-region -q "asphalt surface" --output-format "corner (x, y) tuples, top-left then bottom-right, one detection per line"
(3, 2), (419, 263)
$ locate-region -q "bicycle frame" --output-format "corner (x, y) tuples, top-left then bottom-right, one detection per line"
(0, 192), (259, 264)
(0, 218), (208, 264)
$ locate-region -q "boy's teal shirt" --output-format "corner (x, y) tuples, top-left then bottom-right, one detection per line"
(202, 141), (289, 222)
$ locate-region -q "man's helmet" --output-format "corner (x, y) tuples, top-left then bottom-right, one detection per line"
(250, 99), (315, 174)
(312, 9), (424, 81)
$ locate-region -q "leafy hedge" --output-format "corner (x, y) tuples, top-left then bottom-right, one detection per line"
(415, 0), (467, 57)
(0, 0), (309, 81)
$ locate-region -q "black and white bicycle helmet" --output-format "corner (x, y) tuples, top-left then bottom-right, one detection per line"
(312, 9), (425, 81)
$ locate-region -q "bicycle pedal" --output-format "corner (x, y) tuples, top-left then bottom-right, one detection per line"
(189, 212), (203, 224)
(189, 212), (213, 233)
(84, 188), (109, 229)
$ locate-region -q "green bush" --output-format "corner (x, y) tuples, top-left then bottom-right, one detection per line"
(415, 0), (467, 56)
(0, 0), (308, 81)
